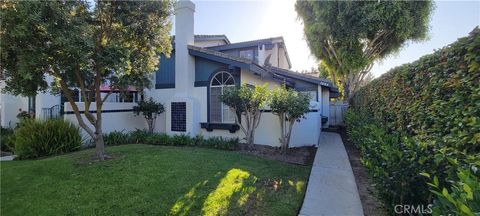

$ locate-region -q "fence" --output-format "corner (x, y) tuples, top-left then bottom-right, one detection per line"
(42, 104), (63, 120)
(329, 101), (348, 126)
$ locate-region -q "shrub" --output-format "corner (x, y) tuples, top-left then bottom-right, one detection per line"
(14, 119), (81, 159)
(423, 165), (480, 215)
(103, 131), (130, 146)
(346, 111), (437, 212)
(1, 127), (15, 152)
(132, 98), (164, 133)
(100, 130), (239, 151)
(171, 134), (193, 146)
(145, 133), (170, 145)
(347, 28), (480, 213)
(202, 136), (239, 150)
(128, 129), (150, 144)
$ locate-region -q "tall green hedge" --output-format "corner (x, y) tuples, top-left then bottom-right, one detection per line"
(348, 28), (479, 214)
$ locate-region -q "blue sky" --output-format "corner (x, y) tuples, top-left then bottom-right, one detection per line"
(180, 0), (480, 77)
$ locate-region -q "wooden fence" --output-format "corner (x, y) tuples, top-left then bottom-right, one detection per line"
(329, 101), (348, 126)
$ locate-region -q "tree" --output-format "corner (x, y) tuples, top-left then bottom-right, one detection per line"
(220, 84), (269, 149)
(0, 1), (173, 159)
(296, 1), (433, 100)
(270, 86), (310, 154)
(133, 98), (164, 134)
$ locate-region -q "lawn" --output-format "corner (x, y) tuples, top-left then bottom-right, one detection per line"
(0, 144), (311, 216)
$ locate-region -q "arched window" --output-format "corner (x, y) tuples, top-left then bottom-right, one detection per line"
(210, 71), (236, 123)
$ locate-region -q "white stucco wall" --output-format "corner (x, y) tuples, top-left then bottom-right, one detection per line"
(321, 87), (330, 128)
(35, 91), (61, 120)
(278, 47), (290, 69)
(240, 69), (280, 89)
(0, 91), (28, 128)
(64, 102), (147, 138)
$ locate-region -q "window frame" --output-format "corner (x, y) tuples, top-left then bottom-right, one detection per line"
(209, 71), (236, 123)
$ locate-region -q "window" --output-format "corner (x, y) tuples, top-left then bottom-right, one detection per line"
(171, 102), (186, 132)
(239, 50), (254, 61)
(210, 71), (236, 123)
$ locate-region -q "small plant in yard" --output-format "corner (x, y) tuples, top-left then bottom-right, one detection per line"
(14, 119), (81, 159)
(133, 98), (165, 133)
(128, 129), (150, 144)
(103, 131), (130, 146)
(270, 86), (310, 154)
(145, 133), (170, 145)
(171, 134), (193, 146)
(0, 127), (15, 152)
(16, 110), (33, 121)
(221, 84), (269, 149)
(423, 165), (480, 216)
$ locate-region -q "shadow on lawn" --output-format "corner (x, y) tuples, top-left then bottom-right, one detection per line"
(168, 167), (301, 216)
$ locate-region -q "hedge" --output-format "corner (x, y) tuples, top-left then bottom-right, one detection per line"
(102, 130), (239, 151)
(348, 27), (479, 215)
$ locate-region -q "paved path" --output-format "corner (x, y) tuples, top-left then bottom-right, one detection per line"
(299, 132), (364, 216)
(0, 155), (16, 161)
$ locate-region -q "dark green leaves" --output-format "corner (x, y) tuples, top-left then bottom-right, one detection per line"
(270, 86), (311, 121)
(347, 28), (480, 215)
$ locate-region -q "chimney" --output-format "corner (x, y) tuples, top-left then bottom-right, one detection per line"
(166, 0), (199, 137)
(174, 0), (195, 94)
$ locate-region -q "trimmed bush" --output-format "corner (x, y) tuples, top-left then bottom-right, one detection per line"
(128, 129), (150, 144)
(1, 127), (15, 152)
(14, 119), (81, 159)
(171, 134), (193, 146)
(103, 131), (130, 146)
(145, 133), (170, 145)
(102, 130), (239, 151)
(201, 136), (239, 150)
(347, 28), (480, 213)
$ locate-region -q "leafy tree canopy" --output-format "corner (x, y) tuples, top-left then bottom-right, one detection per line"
(296, 0), (433, 99)
(221, 84), (269, 148)
(133, 98), (165, 133)
(270, 86), (310, 153)
(0, 0), (173, 159)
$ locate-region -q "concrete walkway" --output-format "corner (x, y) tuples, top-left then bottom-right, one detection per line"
(0, 155), (16, 161)
(299, 132), (364, 216)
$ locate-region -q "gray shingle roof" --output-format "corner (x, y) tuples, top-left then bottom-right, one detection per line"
(187, 45), (338, 93)
(270, 67), (338, 92)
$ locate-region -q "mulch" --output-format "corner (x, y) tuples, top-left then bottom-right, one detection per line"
(325, 127), (386, 216)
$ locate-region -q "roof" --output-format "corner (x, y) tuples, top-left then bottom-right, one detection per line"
(207, 37), (284, 51)
(194, 34), (230, 44)
(188, 45), (268, 77)
(206, 36), (292, 68)
(172, 34), (231, 45)
(187, 45), (338, 94)
(270, 67), (339, 92)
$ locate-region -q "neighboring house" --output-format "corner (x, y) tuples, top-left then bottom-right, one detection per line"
(0, 0), (339, 148)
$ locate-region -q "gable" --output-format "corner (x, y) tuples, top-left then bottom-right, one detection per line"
(194, 57), (240, 87)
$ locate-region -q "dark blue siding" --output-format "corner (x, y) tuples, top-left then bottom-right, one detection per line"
(194, 57), (240, 86)
(155, 53), (175, 89)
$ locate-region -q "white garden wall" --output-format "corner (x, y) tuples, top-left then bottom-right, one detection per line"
(63, 102), (147, 137)
(0, 92), (28, 128)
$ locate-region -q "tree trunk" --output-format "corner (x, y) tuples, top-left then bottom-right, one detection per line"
(285, 119), (295, 154)
(95, 130), (105, 160)
(278, 112), (287, 154)
(147, 119), (154, 133)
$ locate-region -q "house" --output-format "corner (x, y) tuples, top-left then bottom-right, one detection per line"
(0, 0), (338, 148)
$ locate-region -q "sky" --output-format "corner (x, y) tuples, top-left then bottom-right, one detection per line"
(179, 0), (480, 77)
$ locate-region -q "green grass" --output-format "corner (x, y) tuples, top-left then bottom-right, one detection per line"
(1, 144), (311, 216)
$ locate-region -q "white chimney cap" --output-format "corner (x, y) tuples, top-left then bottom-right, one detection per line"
(175, 0), (195, 12)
